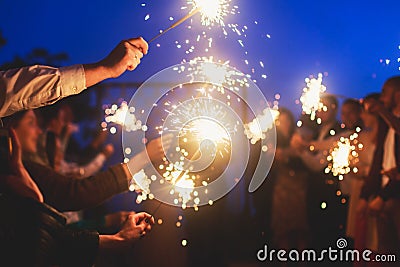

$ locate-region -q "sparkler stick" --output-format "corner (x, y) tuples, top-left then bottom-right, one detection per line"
(149, 8), (200, 43)
(145, 201), (163, 223)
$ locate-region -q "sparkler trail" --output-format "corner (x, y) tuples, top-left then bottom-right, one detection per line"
(300, 73), (327, 121)
(139, 2), (269, 84)
(149, 0), (232, 43)
(325, 130), (362, 180)
(122, 60), (276, 207)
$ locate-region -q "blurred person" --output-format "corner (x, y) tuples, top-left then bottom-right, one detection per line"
(337, 98), (364, 233)
(38, 107), (114, 178)
(270, 108), (309, 258)
(341, 98), (363, 131)
(358, 77), (400, 264)
(1, 109), (172, 212)
(291, 94), (345, 254)
(344, 94), (380, 267)
(292, 94), (343, 171)
(0, 126), (154, 266)
(45, 130), (136, 232)
(0, 37), (148, 117)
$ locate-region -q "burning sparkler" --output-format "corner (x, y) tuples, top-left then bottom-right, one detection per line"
(325, 131), (362, 179)
(149, 0), (232, 43)
(244, 107), (280, 144)
(122, 59), (275, 207)
(103, 101), (146, 133)
(300, 73), (327, 121)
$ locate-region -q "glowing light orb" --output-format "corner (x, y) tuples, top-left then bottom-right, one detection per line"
(244, 108), (279, 144)
(300, 73), (326, 121)
(325, 132), (361, 177)
(189, 0), (231, 26)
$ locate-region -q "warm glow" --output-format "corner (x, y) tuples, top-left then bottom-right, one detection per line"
(188, 118), (229, 145)
(244, 108), (279, 143)
(326, 132), (361, 177)
(300, 73), (326, 121)
(190, 0), (230, 26)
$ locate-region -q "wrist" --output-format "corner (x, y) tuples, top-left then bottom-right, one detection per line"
(99, 234), (125, 254)
(82, 63), (112, 87)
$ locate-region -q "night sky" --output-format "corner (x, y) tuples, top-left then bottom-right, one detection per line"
(2, 1), (400, 264)
(1, 0), (399, 112)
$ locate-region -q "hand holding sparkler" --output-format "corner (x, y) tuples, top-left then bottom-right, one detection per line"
(110, 212), (154, 247)
(84, 37), (148, 86)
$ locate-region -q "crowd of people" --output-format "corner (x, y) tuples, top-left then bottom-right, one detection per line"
(0, 35), (399, 267)
(0, 37), (162, 266)
(251, 79), (400, 266)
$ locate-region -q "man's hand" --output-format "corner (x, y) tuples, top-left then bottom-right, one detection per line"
(100, 37), (149, 78)
(84, 37), (149, 87)
(104, 211), (136, 230)
(115, 212), (154, 246)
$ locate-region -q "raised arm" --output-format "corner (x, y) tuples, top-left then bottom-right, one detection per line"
(0, 37), (148, 117)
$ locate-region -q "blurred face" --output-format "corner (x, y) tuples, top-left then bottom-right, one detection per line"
(14, 110), (42, 153)
(276, 112), (293, 138)
(380, 83), (395, 109)
(360, 109), (377, 129)
(341, 103), (360, 129)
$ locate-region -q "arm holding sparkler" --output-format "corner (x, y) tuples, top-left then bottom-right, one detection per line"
(84, 37), (149, 86)
(97, 212), (154, 255)
(0, 37), (148, 117)
(23, 136), (168, 212)
(290, 133), (328, 172)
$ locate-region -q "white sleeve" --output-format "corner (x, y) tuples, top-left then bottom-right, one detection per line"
(0, 64), (86, 117)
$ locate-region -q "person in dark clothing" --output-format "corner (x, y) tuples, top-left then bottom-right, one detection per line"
(2, 109), (169, 212)
(358, 76), (400, 262)
(0, 127), (155, 266)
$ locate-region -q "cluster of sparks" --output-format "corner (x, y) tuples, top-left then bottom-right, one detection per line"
(300, 73), (327, 121)
(140, 0), (269, 83)
(325, 130), (363, 180)
(157, 96), (235, 209)
(129, 169), (155, 204)
(102, 101), (147, 133)
(186, 0), (231, 26)
(131, 1), (270, 246)
(244, 107), (279, 144)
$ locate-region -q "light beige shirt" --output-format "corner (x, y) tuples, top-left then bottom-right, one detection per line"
(382, 127), (396, 187)
(0, 64), (86, 117)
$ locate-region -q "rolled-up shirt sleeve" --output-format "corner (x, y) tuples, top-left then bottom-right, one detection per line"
(0, 64), (86, 117)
